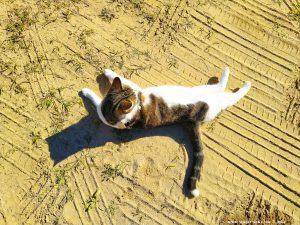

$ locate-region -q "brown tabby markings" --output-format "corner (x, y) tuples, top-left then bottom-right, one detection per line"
(128, 93), (208, 129)
(82, 67), (251, 197)
(100, 77), (209, 194)
(101, 78), (137, 126)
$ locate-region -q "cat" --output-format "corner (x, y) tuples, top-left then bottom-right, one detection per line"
(81, 67), (251, 197)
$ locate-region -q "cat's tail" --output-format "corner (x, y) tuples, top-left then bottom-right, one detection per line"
(184, 122), (203, 198)
(81, 88), (102, 107)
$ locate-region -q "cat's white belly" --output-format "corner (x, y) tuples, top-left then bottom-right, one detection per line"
(142, 85), (223, 122)
(143, 85), (221, 105)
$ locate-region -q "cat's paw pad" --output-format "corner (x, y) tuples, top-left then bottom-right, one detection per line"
(104, 69), (116, 79)
(191, 189), (200, 197)
(81, 88), (92, 97)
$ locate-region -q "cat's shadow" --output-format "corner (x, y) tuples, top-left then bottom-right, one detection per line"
(46, 74), (213, 198)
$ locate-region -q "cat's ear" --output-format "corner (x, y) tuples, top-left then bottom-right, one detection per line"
(109, 77), (122, 92)
(118, 99), (133, 113)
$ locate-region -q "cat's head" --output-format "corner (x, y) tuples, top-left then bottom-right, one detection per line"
(101, 77), (138, 129)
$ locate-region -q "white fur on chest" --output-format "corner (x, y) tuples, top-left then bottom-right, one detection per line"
(120, 103), (141, 124)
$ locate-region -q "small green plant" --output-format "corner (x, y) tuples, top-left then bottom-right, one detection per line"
(132, 206), (143, 222)
(109, 0), (143, 11)
(65, 187), (74, 202)
(101, 161), (129, 181)
(24, 60), (42, 74)
(14, 83), (27, 94)
(99, 8), (115, 22)
(77, 28), (94, 49)
(107, 50), (125, 69)
(207, 17), (214, 26)
(30, 131), (43, 147)
(9, 79), (28, 94)
(124, 64), (152, 78)
(164, 165), (175, 171)
(143, 12), (155, 24)
(288, 3), (300, 22)
(65, 57), (84, 73)
(37, 86), (77, 133)
(5, 6), (35, 48)
(167, 57), (179, 69)
(73, 158), (87, 172)
(107, 200), (118, 216)
(34, 0), (83, 25)
(101, 164), (122, 181)
(83, 190), (99, 212)
(50, 115), (65, 134)
(54, 168), (68, 187)
(204, 29), (213, 40)
(206, 120), (217, 132)
(0, 59), (18, 76)
(164, 156), (179, 171)
(37, 87), (78, 112)
(61, 10), (72, 22)
(1, 60), (27, 94)
(130, 0), (143, 11)
(62, 157), (87, 173)
(37, 91), (56, 110)
(83, 47), (101, 66)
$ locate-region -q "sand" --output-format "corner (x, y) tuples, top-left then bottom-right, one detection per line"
(0, 0), (299, 224)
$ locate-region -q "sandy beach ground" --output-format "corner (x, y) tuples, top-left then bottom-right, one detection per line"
(0, 0), (299, 224)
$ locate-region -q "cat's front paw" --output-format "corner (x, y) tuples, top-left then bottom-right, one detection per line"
(104, 69), (117, 80)
(81, 88), (92, 97)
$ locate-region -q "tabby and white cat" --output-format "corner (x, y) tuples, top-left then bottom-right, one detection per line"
(81, 67), (251, 197)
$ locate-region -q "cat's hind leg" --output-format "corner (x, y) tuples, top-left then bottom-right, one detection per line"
(203, 81), (251, 122)
(81, 88), (102, 107)
(104, 69), (141, 91)
(218, 66), (229, 91)
(221, 81), (251, 109)
(196, 67), (229, 92)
